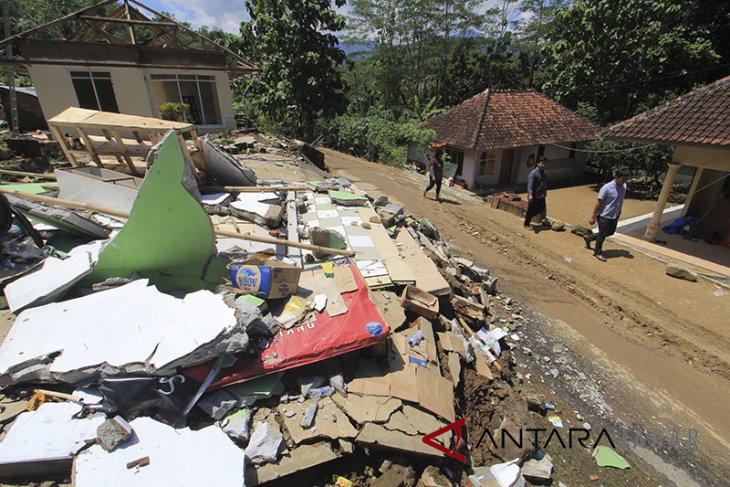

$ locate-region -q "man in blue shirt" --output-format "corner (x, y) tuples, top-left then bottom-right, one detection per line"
(524, 156), (548, 228)
(584, 168), (630, 262)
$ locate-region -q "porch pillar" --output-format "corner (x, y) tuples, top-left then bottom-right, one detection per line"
(681, 166), (704, 217)
(644, 162), (681, 241)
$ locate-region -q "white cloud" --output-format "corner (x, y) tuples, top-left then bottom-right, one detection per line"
(153, 0), (248, 34)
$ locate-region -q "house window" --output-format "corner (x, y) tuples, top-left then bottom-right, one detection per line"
(445, 147), (464, 176)
(150, 74), (221, 125)
(569, 143), (577, 159)
(479, 151), (496, 176)
(70, 71), (119, 112)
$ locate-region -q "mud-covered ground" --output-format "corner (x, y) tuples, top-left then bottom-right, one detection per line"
(321, 147), (730, 486)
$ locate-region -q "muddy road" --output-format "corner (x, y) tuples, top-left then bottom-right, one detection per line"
(321, 147), (730, 486)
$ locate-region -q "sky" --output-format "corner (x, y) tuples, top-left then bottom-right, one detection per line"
(141, 0), (351, 34)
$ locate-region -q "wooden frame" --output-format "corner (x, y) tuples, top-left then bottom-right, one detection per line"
(48, 107), (203, 179)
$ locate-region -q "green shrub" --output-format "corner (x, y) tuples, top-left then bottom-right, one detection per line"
(159, 102), (191, 122)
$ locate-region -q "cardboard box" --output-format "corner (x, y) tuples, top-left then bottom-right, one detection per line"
(229, 258), (301, 299)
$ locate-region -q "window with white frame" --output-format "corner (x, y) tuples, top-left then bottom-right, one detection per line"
(149, 74), (222, 125)
(70, 71), (119, 112)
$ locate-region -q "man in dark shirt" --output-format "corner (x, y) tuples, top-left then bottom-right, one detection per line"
(423, 142), (445, 201)
(523, 156), (548, 228)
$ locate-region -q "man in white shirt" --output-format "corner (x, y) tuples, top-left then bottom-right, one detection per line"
(583, 168), (630, 262)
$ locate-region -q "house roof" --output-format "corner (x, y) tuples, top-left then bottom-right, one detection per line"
(605, 75), (730, 147)
(0, 84), (38, 97)
(0, 0), (256, 75)
(419, 89), (601, 151)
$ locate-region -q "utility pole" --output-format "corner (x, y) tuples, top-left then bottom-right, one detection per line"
(2, 0), (19, 134)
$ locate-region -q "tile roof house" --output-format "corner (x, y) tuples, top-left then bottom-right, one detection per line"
(605, 75), (730, 244)
(410, 89), (601, 190)
(0, 0), (256, 134)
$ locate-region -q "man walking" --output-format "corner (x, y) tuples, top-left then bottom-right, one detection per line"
(584, 168), (630, 262)
(524, 156), (548, 229)
(423, 141), (445, 202)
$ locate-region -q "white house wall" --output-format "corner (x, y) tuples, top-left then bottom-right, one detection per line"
(514, 144), (586, 184)
(28, 64), (235, 133)
(28, 65), (153, 122)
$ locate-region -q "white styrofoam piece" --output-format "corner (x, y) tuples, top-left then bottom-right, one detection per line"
(230, 199), (277, 219)
(0, 403), (104, 465)
(3, 240), (105, 313)
(236, 192), (280, 203)
(340, 216), (363, 226)
(74, 417), (244, 487)
(202, 192), (231, 205)
(216, 225), (279, 254)
(314, 196), (330, 205)
(73, 388), (104, 405)
(348, 236), (374, 248)
(0, 280), (237, 378)
(316, 210), (338, 219)
(356, 260), (388, 278)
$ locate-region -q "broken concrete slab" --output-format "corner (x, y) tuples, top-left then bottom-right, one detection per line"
(3, 240), (103, 313)
(56, 166), (142, 214)
(0, 403), (105, 479)
(356, 423), (444, 458)
(0, 279), (237, 386)
(332, 394), (401, 425)
(277, 397), (357, 444)
(371, 290), (407, 330)
(448, 352), (462, 387)
(6, 194), (111, 240)
(197, 389), (239, 420)
(246, 443), (339, 485)
(74, 417), (245, 487)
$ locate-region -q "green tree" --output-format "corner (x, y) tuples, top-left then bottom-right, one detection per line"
(540, 0), (721, 125)
(239, 0), (347, 139)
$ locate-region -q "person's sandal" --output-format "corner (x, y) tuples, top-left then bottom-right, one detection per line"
(594, 254), (607, 262)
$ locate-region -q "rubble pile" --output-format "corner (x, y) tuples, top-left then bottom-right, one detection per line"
(0, 119), (625, 486)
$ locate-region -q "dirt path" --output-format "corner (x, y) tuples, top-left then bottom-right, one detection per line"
(320, 147), (730, 485)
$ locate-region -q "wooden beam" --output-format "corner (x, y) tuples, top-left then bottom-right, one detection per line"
(100, 128), (126, 167)
(0, 169), (56, 179)
(78, 15), (177, 27)
(0, 0), (117, 48)
(110, 128), (141, 175)
(176, 131), (201, 180)
(644, 162), (682, 241)
(48, 125), (81, 167)
(76, 127), (104, 168)
(200, 185), (309, 193)
(0, 188), (356, 257)
(682, 167), (704, 217)
(124, 1), (136, 45)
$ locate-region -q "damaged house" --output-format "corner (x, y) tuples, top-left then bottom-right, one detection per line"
(0, 0), (256, 133)
(410, 89), (601, 190)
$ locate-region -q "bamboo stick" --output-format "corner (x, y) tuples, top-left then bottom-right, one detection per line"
(0, 169), (57, 179)
(200, 185), (309, 193)
(0, 188), (355, 257)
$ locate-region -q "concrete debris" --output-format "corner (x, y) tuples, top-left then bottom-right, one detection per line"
(220, 409), (251, 443)
(245, 421), (283, 465)
(665, 263), (698, 282)
(521, 454), (554, 483)
(419, 465), (454, 487)
(0, 403), (104, 478)
(96, 416), (134, 452)
(197, 390), (239, 420)
(300, 400), (318, 429)
(332, 394), (402, 425)
(357, 423), (442, 457)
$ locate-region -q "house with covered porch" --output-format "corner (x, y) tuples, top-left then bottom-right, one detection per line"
(605, 75), (730, 249)
(410, 89), (601, 190)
